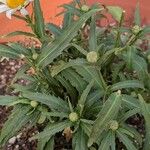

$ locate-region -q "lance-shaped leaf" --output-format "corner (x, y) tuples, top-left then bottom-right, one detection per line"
(61, 68), (87, 94)
(0, 44), (20, 59)
(3, 31), (35, 38)
(72, 127), (88, 150)
(111, 80), (144, 91)
(37, 8), (102, 68)
(0, 96), (18, 106)
(34, 0), (45, 38)
(78, 80), (94, 115)
(138, 94), (150, 150)
(89, 15), (97, 51)
(22, 91), (69, 113)
(98, 132), (111, 150)
(30, 121), (71, 140)
(88, 91), (122, 147)
(51, 58), (87, 77)
(134, 2), (141, 26)
(74, 65), (106, 90)
(116, 129), (137, 150)
(0, 105), (39, 146)
(8, 43), (31, 56)
(122, 94), (140, 109)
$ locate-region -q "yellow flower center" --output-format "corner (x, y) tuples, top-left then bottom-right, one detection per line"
(6, 0), (26, 9)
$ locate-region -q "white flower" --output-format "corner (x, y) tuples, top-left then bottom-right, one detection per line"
(0, 0), (32, 19)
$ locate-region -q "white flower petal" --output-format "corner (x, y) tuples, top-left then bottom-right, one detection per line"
(6, 9), (16, 19)
(0, 0), (6, 4)
(20, 7), (28, 16)
(0, 4), (9, 13)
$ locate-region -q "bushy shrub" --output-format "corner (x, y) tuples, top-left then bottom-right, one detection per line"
(0, 0), (150, 149)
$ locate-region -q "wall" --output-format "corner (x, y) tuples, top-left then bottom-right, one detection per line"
(0, 0), (149, 42)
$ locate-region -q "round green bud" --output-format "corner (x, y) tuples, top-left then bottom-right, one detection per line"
(132, 25), (142, 34)
(69, 112), (79, 122)
(30, 101), (38, 108)
(81, 5), (90, 12)
(87, 51), (98, 63)
(72, 38), (78, 42)
(109, 120), (119, 131)
(32, 53), (38, 60)
(131, 91), (137, 98)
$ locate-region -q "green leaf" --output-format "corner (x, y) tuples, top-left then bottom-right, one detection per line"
(86, 89), (104, 107)
(134, 2), (141, 26)
(111, 80), (144, 91)
(80, 121), (92, 137)
(122, 94), (140, 109)
(70, 43), (88, 55)
(119, 108), (140, 122)
(30, 121), (71, 140)
(37, 8), (102, 68)
(74, 65), (106, 90)
(116, 129), (137, 150)
(72, 127), (88, 150)
(78, 80), (94, 115)
(107, 6), (124, 22)
(62, 11), (74, 29)
(98, 132), (111, 150)
(37, 133), (54, 150)
(22, 91), (69, 113)
(123, 46), (136, 69)
(88, 91), (122, 146)
(41, 111), (68, 118)
(0, 44), (20, 59)
(61, 68), (87, 94)
(0, 105), (38, 146)
(138, 94), (150, 150)
(110, 132), (116, 150)
(57, 75), (77, 102)
(8, 43), (31, 56)
(51, 58), (87, 77)
(44, 136), (54, 150)
(89, 15), (97, 51)
(3, 31), (35, 38)
(0, 96), (18, 106)
(121, 124), (142, 146)
(61, 3), (81, 16)
(132, 54), (148, 82)
(34, 0), (45, 38)
(46, 23), (62, 37)
(98, 48), (117, 67)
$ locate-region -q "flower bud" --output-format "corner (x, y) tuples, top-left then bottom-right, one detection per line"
(81, 5), (90, 12)
(87, 51), (98, 63)
(32, 53), (38, 60)
(20, 54), (25, 59)
(38, 114), (46, 124)
(131, 91), (137, 98)
(132, 25), (142, 34)
(109, 120), (119, 131)
(30, 101), (38, 108)
(69, 112), (79, 122)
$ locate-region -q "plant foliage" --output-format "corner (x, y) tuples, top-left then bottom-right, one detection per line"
(0, 0), (150, 149)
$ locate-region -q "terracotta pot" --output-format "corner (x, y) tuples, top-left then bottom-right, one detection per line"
(0, 0), (149, 42)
